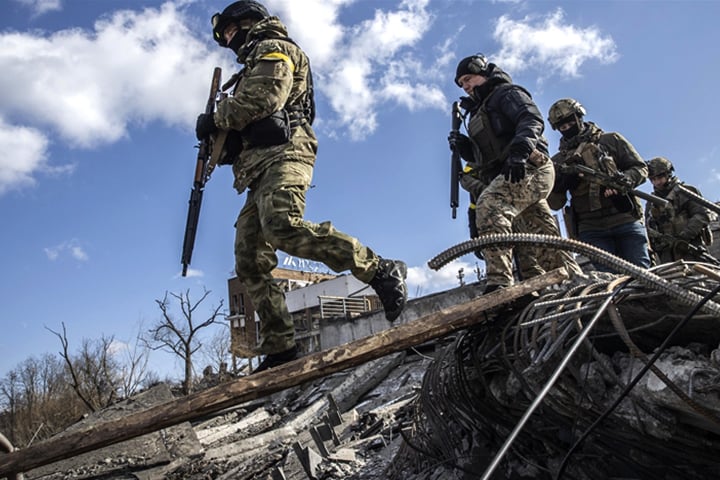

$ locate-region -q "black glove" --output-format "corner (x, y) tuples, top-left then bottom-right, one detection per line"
(502, 156), (526, 183)
(448, 131), (474, 161)
(195, 113), (218, 140)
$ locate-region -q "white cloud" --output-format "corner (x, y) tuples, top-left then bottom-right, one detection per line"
(407, 258), (481, 297)
(176, 268), (204, 279)
(0, 0), (449, 195)
(44, 239), (89, 262)
(270, 0), (444, 140)
(492, 8), (618, 79)
(0, 2), (230, 149)
(0, 117), (49, 194)
(14, 0), (61, 16)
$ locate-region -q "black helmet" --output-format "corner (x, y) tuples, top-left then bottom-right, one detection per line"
(548, 98), (586, 130)
(647, 157), (675, 178)
(454, 54), (489, 86)
(211, 1), (269, 48)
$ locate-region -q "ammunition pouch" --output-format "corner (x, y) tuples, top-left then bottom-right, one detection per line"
(244, 109), (292, 148)
(218, 130), (244, 164)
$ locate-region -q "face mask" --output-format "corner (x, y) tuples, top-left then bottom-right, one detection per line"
(228, 27), (251, 52)
(560, 123), (580, 139)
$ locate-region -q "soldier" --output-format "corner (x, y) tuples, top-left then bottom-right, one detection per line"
(448, 54), (580, 294)
(547, 98), (651, 271)
(195, 1), (407, 372)
(645, 157), (715, 263)
(461, 162), (580, 281)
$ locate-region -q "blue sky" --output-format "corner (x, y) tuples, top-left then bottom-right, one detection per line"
(1, 0), (719, 380)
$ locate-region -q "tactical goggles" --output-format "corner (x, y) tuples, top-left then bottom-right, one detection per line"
(555, 115), (576, 128)
(211, 12), (231, 46)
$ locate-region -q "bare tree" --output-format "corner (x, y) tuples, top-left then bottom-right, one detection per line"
(199, 324), (232, 377)
(114, 328), (152, 399)
(47, 323), (120, 411)
(146, 289), (224, 394)
(0, 354), (82, 447)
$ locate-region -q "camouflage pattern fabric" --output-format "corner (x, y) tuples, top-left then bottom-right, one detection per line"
(475, 161), (566, 287)
(215, 16), (317, 194)
(235, 161), (379, 354)
(218, 17), (379, 354)
(548, 122), (648, 232)
(463, 165), (581, 280)
(513, 200), (583, 278)
(645, 177), (713, 263)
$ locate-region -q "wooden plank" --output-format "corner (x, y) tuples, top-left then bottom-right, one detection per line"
(0, 268), (568, 476)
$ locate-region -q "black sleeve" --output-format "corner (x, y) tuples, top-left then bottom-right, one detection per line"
(496, 86), (547, 159)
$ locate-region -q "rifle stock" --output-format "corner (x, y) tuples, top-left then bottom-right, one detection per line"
(560, 163), (669, 208)
(450, 101), (462, 219)
(181, 67), (222, 277)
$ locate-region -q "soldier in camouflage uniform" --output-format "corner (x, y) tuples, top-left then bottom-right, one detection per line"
(644, 157), (715, 263)
(460, 163), (581, 280)
(195, 1), (408, 371)
(547, 98), (651, 271)
(448, 55), (581, 294)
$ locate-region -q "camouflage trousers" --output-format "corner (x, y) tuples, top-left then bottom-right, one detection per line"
(475, 161), (580, 287)
(513, 201), (583, 279)
(234, 160), (379, 355)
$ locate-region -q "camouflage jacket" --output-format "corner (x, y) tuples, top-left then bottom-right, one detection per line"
(214, 16), (317, 194)
(548, 122), (648, 232)
(645, 177), (712, 247)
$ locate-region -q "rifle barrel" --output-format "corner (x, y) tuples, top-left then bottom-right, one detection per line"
(677, 184), (720, 216)
(450, 101), (462, 219)
(181, 67), (222, 277)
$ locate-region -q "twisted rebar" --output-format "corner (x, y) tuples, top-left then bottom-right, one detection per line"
(427, 233), (720, 316)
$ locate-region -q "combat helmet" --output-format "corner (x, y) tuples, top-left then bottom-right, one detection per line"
(647, 157), (675, 178)
(548, 98), (586, 130)
(212, 1), (269, 49)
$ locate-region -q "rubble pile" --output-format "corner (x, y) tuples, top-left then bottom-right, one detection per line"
(392, 263), (720, 480)
(17, 261), (720, 480)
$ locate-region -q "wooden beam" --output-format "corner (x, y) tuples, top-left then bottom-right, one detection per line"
(0, 268), (568, 476)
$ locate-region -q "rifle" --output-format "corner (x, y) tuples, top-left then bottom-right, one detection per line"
(558, 162), (669, 208)
(181, 67), (222, 277)
(675, 183), (720, 217)
(648, 228), (720, 265)
(450, 101), (462, 219)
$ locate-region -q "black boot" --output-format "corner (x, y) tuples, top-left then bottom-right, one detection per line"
(369, 258), (408, 322)
(481, 284), (505, 295)
(254, 345), (299, 373)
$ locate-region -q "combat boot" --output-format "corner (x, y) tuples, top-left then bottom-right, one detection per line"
(254, 344), (299, 373)
(369, 258), (408, 322)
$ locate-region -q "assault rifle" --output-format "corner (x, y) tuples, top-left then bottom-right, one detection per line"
(648, 228), (720, 265)
(675, 183), (720, 217)
(450, 101), (462, 219)
(558, 162), (669, 208)
(181, 67), (222, 277)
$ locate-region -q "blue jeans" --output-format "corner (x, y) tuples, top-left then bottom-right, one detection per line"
(578, 221), (651, 272)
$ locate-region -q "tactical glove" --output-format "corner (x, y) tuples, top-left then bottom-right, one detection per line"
(502, 156), (526, 183)
(195, 113), (219, 140)
(611, 171), (633, 191)
(448, 131), (474, 162)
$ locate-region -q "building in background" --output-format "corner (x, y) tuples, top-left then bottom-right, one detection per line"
(226, 267), (381, 364)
